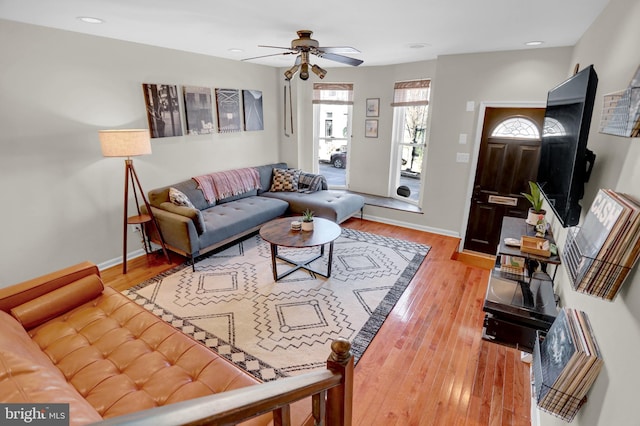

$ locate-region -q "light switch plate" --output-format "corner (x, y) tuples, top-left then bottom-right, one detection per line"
(456, 152), (470, 163)
(459, 133), (467, 145)
(466, 101), (475, 112)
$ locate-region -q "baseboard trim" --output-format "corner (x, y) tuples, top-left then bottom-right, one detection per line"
(362, 213), (460, 238)
(453, 250), (495, 270)
(97, 248), (147, 271)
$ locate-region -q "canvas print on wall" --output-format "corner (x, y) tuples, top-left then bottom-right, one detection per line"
(142, 83), (183, 138)
(242, 89), (264, 131)
(215, 88), (242, 133)
(183, 86), (214, 135)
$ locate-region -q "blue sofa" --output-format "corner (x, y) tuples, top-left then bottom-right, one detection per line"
(144, 163), (364, 267)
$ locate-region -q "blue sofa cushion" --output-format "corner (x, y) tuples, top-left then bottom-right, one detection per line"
(261, 190), (364, 224)
(198, 196), (288, 249)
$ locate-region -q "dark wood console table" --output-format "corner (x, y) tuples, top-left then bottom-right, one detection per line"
(496, 216), (561, 278)
(482, 216), (560, 353)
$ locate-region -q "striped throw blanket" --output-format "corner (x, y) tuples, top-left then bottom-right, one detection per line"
(193, 167), (261, 203)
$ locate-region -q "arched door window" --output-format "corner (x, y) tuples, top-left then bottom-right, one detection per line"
(542, 117), (567, 137)
(491, 117), (540, 139)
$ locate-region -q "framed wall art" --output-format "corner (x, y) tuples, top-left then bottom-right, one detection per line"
(215, 88), (242, 133)
(365, 119), (378, 138)
(142, 83), (183, 138)
(366, 98), (380, 117)
(242, 89), (264, 131)
(183, 86), (214, 135)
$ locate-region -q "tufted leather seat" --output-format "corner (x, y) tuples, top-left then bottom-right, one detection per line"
(0, 262), (311, 426)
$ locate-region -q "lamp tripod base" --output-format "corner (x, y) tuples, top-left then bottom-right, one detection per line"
(122, 159), (170, 274)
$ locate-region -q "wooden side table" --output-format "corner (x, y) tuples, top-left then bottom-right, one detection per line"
(127, 214), (153, 254)
(259, 217), (342, 281)
(126, 213), (170, 272)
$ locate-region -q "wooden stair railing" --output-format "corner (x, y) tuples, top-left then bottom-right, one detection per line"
(95, 340), (353, 426)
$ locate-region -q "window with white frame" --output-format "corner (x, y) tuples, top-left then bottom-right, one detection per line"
(390, 79), (431, 204)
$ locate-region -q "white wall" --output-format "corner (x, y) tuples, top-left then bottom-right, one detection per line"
(0, 20), (281, 285)
(287, 48), (572, 235)
(540, 0), (640, 424)
(1, 1), (638, 422)
(0, 19), (574, 284)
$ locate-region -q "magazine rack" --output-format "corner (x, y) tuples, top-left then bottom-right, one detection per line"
(562, 227), (632, 301)
(599, 65), (640, 138)
(599, 88), (640, 138)
(532, 333), (587, 422)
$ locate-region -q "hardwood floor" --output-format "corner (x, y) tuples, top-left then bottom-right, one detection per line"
(100, 218), (531, 425)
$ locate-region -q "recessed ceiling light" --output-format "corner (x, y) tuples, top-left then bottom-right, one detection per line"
(525, 41), (544, 46)
(77, 16), (104, 24)
(228, 48), (244, 53)
(408, 43), (430, 49)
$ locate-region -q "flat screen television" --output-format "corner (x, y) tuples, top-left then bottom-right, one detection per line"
(537, 65), (598, 227)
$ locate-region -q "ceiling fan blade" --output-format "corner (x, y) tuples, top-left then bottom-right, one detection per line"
(242, 51), (296, 61)
(315, 52), (364, 66)
(258, 45), (297, 51)
(317, 46), (361, 54)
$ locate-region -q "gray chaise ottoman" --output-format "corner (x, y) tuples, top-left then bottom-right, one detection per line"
(260, 190), (364, 223)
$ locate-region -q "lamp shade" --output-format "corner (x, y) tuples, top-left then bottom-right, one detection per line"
(99, 129), (151, 157)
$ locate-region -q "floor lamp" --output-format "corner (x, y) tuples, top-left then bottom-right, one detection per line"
(99, 129), (171, 274)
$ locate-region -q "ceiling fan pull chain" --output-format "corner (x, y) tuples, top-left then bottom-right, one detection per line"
(283, 84), (289, 137)
(289, 78), (294, 135)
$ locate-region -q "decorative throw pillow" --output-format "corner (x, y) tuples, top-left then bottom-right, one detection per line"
(169, 187), (195, 209)
(270, 168), (301, 192)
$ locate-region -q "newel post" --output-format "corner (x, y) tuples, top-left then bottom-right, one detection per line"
(326, 339), (354, 426)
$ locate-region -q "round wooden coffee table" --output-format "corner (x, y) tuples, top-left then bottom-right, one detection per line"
(259, 217), (342, 281)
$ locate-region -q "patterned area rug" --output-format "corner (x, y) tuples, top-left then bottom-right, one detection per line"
(125, 228), (430, 381)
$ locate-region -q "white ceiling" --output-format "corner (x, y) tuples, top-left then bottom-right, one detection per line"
(0, 0), (610, 69)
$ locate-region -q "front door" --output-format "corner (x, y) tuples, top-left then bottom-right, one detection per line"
(464, 107), (545, 254)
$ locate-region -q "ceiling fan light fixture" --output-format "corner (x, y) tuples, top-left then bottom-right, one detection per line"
(284, 64), (300, 80)
(246, 30), (361, 79)
(299, 63), (310, 80)
(311, 64), (327, 79)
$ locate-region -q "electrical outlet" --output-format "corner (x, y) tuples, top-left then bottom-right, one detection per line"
(456, 152), (470, 163)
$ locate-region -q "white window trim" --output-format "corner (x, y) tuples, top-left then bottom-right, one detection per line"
(389, 106), (428, 206)
(313, 103), (353, 189)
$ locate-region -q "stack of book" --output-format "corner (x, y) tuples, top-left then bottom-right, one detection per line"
(570, 188), (640, 300)
(535, 308), (603, 419)
(498, 255), (527, 279)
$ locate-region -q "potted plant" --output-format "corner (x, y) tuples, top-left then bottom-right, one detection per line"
(301, 209), (315, 231)
(522, 181), (546, 225)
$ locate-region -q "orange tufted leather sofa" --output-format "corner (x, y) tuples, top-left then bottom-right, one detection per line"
(0, 262), (311, 426)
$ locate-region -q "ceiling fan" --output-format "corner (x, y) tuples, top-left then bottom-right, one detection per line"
(242, 30), (363, 80)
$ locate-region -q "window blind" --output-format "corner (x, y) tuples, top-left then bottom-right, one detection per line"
(312, 83), (354, 105)
(391, 80), (431, 107)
